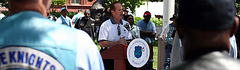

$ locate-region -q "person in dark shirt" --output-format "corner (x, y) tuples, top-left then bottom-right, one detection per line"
(170, 0), (240, 69)
(75, 10), (95, 40)
(47, 9), (57, 21)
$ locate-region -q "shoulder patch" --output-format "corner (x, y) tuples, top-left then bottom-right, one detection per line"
(0, 47), (64, 70)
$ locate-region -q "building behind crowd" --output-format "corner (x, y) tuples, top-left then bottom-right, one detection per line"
(51, 0), (96, 12)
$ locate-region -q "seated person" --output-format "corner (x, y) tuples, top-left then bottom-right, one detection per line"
(136, 11), (156, 70)
(75, 10), (95, 40)
(137, 11), (157, 45)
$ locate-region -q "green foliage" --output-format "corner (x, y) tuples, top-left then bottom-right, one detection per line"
(50, 10), (77, 18)
(50, 10), (61, 17)
(88, 0), (162, 13)
(134, 17), (143, 25)
(134, 16), (163, 26)
(52, 0), (66, 6)
(153, 46), (158, 69)
(237, 1), (240, 14)
(103, 0), (145, 13)
(151, 18), (163, 26)
(0, 0), (8, 8)
(143, 0), (163, 1)
(2, 11), (9, 16)
(68, 12), (78, 18)
(153, 40), (158, 46)
(51, 0), (66, 11)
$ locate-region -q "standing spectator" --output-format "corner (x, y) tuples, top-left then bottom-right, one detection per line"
(75, 10), (95, 40)
(161, 14), (177, 69)
(0, 11), (5, 20)
(169, 0), (240, 69)
(47, 9), (57, 21)
(98, 1), (132, 70)
(124, 14), (141, 70)
(0, 0), (104, 70)
(72, 9), (85, 26)
(125, 15), (140, 38)
(56, 7), (72, 27)
(123, 9), (128, 21)
(136, 11), (157, 70)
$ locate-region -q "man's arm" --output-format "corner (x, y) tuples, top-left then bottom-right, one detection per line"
(56, 17), (62, 24)
(72, 15), (76, 23)
(99, 37), (127, 47)
(140, 21), (157, 38)
(99, 41), (119, 47)
(140, 31), (156, 38)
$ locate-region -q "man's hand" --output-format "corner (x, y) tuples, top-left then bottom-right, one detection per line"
(119, 37), (127, 45)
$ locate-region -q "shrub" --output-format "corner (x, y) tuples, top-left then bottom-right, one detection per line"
(2, 11), (9, 16)
(50, 10), (77, 18)
(151, 18), (163, 26)
(134, 16), (163, 26)
(134, 17), (162, 46)
(134, 17), (143, 25)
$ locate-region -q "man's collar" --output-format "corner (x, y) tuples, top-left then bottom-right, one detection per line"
(110, 16), (123, 25)
(184, 47), (227, 61)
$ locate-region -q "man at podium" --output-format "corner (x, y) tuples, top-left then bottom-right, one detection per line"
(98, 1), (133, 70)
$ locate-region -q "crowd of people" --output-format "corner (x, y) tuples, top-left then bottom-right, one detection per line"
(0, 0), (240, 70)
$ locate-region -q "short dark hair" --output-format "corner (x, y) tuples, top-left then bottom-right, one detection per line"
(110, 1), (121, 11)
(123, 9), (128, 12)
(178, 0), (235, 31)
(124, 15), (133, 20)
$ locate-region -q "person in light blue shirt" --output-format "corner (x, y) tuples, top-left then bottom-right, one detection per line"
(0, 0), (104, 70)
(136, 11), (156, 70)
(56, 7), (72, 27)
(137, 11), (157, 45)
(72, 9), (85, 25)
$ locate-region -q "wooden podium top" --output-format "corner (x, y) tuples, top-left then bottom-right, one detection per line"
(101, 44), (128, 60)
(100, 44), (153, 70)
(101, 44), (153, 60)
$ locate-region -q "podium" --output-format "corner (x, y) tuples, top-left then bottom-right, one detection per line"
(101, 44), (153, 70)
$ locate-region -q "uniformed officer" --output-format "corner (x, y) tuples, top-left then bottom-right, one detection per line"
(169, 0), (240, 69)
(0, 0), (104, 70)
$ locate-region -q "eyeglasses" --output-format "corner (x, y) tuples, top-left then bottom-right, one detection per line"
(62, 10), (68, 12)
(86, 13), (90, 16)
(117, 25), (121, 36)
(128, 18), (133, 20)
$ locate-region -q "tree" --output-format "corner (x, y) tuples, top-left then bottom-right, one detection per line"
(0, 0), (8, 8)
(51, 0), (66, 11)
(236, 0), (240, 14)
(88, 0), (163, 13)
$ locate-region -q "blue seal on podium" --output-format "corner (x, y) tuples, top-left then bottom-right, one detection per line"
(127, 38), (150, 68)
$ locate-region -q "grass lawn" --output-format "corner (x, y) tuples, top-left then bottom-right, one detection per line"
(153, 46), (158, 69)
(96, 43), (158, 69)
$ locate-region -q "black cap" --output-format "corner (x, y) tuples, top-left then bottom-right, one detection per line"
(123, 9), (129, 12)
(178, 0), (235, 31)
(85, 10), (91, 13)
(170, 14), (178, 21)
